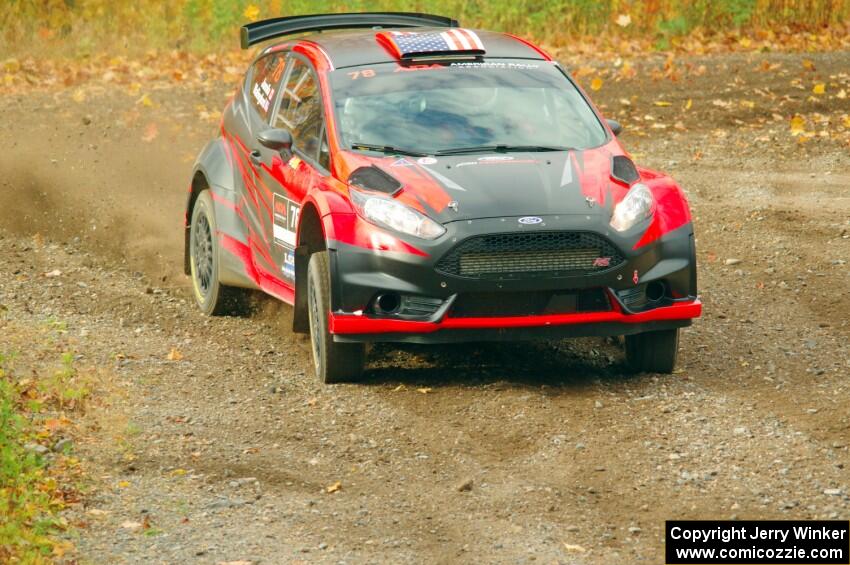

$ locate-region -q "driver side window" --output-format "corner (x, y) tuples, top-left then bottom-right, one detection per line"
(274, 58), (324, 165)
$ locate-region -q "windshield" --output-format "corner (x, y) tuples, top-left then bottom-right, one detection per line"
(330, 60), (607, 155)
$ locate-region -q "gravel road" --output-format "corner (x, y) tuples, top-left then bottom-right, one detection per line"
(0, 50), (848, 564)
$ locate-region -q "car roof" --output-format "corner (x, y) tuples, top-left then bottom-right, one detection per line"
(283, 27), (549, 69)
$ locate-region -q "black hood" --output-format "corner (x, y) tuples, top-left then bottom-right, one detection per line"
(409, 149), (618, 222)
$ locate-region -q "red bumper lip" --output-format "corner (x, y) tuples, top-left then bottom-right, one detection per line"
(329, 299), (702, 335)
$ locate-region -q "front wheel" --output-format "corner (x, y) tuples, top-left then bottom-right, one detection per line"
(625, 328), (679, 374)
(307, 251), (365, 383)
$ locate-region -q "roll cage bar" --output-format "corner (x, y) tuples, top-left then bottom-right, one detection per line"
(240, 12), (460, 49)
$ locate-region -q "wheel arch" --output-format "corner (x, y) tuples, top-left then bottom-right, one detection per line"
(293, 200), (327, 333)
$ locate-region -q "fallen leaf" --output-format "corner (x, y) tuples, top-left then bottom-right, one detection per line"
(87, 508), (109, 516)
(137, 93), (153, 107)
(653, 101), (671, 107)
(802, 59), (815, 71)
(71, 89), (85, 103)
(142, 122), (158, 143)
(118, 481), (130, 488)
(44, 269), (62, 278)
(615, 14), (631, 28)
(684, 98), (693, 110)
(166, 347), (183, 361)
(564, 542), (587, 553)
(121, 520), (142, 530)
(417, 387), (433, 394)
(843, 115), (850, 128)
(590, 77), (603, 91)
(789, 115), (806, 136)
(326, 481), (342, 493)
(3, 58), (21, 73)
(170, 468), (187, 476)
(813, 83), (826, 95)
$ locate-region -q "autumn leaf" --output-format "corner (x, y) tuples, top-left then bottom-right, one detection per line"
(243, 4), (260, 22)
(590, 77), (603, 91)
(137, 93), (154, 107)
(684, 98), (693, 110)
(802, 59), (815, 71)
(615, 14), (632, 28)
(326, 481), (342, 493)
(812, 83), (825, 95)
(653, 101), (672, 107)
(142, 122), (158, 143)
(166, 347), (183, 361)
(3, 58), (21, 73)
(71, 89), (86, 103)
(564, 542), (587, 553)
(843, 115), (850, 128)
(417, 387), (433, 394)
(789, 115), (806, 136)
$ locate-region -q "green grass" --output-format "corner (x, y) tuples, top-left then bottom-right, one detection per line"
(2, 0), (848, 55)
(0, 354), (64, 563)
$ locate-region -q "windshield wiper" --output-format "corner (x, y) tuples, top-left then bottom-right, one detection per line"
(434, 144), (573, 156)
(350, 142), (427, 157)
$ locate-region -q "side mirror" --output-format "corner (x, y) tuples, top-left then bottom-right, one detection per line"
(257, 129), (293, 152)
(606, 119), (623, 136)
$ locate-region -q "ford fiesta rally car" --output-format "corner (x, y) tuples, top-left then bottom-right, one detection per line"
(184, 12), (702, 383)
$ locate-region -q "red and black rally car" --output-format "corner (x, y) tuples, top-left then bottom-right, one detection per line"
(184, 12), (702, 383)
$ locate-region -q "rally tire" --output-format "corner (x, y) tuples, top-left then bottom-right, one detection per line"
(189, 190), (246, 316)
(307, 251), (365, 384)
(625, 328), (679, 374)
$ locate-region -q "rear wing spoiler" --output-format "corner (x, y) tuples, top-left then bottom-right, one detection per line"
(240, 12), (460, 49)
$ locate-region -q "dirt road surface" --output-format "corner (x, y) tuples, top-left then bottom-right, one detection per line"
(1, 50), (848, 563)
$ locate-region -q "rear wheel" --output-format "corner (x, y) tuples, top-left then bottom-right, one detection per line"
(625, 328), (679, 373)
(307, 251), (365, 383)
(189, 190), (246, 315)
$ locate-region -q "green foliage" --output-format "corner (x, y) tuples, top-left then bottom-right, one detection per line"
(2, 0), (848, 53)
(0, 354), (63, 563)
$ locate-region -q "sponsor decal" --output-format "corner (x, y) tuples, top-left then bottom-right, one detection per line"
(417, 156), (438, 165)
(450, 61), (541, 71)
(252, 78), (274, 113)
(288, 156), (302, 170)
(282, 250), (295, 279)
(593, 257), (611, 267)
(391, 158), (414, 167)
(586, 196), (597, 208)
(273, 194), (300, 248)
(518, 216), (543, 225)
(455, 156), (536, 168)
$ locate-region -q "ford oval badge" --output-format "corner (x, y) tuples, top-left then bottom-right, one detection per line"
(518, 216), (543, 225)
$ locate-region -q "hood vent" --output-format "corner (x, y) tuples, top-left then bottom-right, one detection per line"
(348, 165), (402, 195)
(611, 156), (640, 186)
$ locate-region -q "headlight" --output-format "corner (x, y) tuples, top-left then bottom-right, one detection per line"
(610, 183), (654, 232)
(350, 186), (446, 240)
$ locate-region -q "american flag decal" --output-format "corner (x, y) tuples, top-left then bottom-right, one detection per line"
(376, 29), (485, 58)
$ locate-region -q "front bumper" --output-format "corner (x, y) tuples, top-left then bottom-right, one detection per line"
(327, 214), (699, 344)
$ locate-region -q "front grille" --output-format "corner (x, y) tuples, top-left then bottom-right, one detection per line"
(435, 231), (625, 279)
(451, 288), (611, 318)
